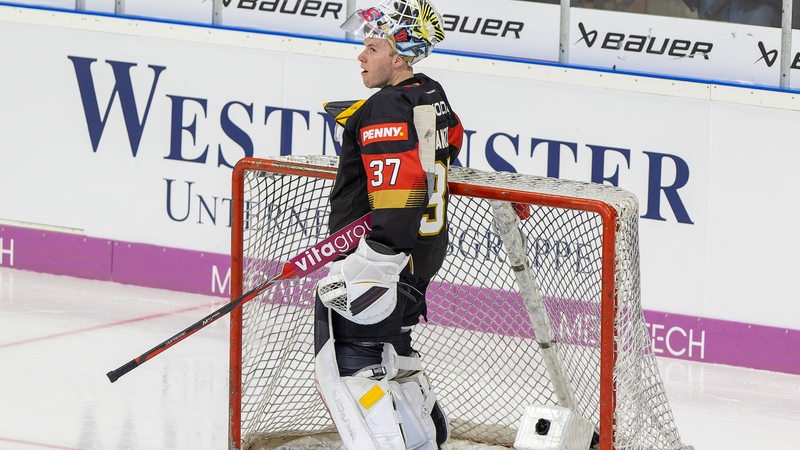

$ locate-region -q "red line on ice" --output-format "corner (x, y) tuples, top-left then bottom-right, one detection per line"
(0, 437), (80, 449)
(0, 301), (223, 349)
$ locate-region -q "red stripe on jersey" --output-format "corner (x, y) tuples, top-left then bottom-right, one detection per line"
(360, 122), (409, 146)
(361, 151), (425, 194)
(449, 113), (464, 149)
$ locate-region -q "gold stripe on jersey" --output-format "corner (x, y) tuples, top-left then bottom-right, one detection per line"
(368, 189), (428, 209)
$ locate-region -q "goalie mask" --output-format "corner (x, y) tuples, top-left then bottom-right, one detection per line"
(341, 0), (445, 66)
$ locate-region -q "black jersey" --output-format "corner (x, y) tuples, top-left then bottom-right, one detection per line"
(329, 73), (463, 281)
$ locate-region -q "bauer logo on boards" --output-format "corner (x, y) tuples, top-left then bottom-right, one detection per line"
(360, 123), (408, 146)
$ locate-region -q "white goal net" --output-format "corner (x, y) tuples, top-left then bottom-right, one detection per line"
(228, 155), (689, 450)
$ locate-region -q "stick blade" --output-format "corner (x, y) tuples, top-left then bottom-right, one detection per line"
(323, 99), (365, 126)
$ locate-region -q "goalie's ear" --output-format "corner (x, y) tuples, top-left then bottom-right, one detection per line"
(323, 99), (366, 127)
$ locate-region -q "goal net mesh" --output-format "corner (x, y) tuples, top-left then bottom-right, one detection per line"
(229, 155), (687, 450)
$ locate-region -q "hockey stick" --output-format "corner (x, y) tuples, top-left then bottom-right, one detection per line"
(106, 212), (373, 383)
(323, 99), (366, 126)
(413, 104), (437, 200)
(490, 201), (578, 410)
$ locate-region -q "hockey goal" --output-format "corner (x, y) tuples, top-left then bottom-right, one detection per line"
(229, 155), (689, 450)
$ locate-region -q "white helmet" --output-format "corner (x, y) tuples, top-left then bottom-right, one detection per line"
(341, 0), (445, 66)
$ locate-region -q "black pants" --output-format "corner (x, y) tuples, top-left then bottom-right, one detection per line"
(314, 275), (430, 375)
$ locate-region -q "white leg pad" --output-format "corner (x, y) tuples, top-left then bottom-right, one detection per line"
(383, 344), (440, 450)
(315, 339), (443, 450)
(343, 376), (407, 449)
(389, 373), (439, 450)
(315, 338), (406, 450)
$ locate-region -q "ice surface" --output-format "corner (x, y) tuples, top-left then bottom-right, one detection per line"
(1, 267), (798, 450)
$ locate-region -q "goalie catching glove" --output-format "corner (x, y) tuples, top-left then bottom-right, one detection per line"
(317, 238), (410, 325)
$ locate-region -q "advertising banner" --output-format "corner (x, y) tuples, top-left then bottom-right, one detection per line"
(221, 0), (348, 39)
(363, 0), (561, 62)
(219, 0), (561, 60)
(569, 8), (795, 88)
(9, 1), (800, 88)
(124, 0), (214, 24)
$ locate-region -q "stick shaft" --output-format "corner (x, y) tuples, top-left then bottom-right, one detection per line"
(491, 201), (578, 409)
(107, 212), (373, 383)
(106, 267), (292, 383)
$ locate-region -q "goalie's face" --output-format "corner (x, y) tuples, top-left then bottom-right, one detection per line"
(358, 37), (407, 88)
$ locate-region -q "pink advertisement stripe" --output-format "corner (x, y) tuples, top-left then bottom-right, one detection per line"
(1, 224), (798, 375)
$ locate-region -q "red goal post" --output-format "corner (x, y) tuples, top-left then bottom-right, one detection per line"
(228, 156), (688, 450)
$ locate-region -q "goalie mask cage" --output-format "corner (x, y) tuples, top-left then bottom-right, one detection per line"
(229, 155), (688, 450)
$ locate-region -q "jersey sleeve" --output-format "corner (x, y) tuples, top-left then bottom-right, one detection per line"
(448, 112), (464, 163)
